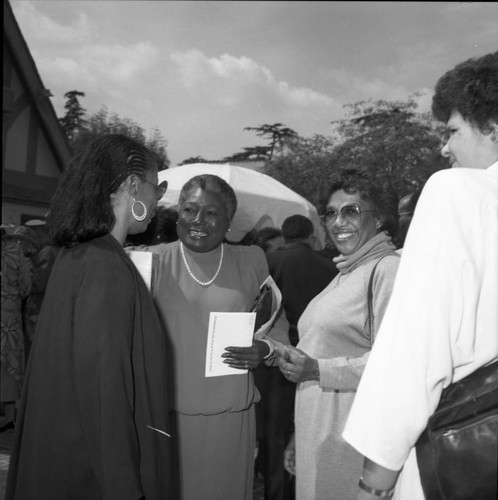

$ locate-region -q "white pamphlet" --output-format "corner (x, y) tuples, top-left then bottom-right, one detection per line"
(127, 250), (157, 292)
(205, 312), (256, 377)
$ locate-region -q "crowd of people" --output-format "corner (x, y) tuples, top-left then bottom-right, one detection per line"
(1, 51), (496, 500)
(1, 221), (58, 429)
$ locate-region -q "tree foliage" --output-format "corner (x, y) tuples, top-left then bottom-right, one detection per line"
(59, 93), (170, 170)
(224, 123), (299, 162)
(266, 97), (448, 208)
(223, 146), (271, 162)
(58, 90), (87, 142)
(178, 156), (213, 166)
(265, 134), (337, 208)
(146, 127), (170, 171)
(329, 96), (448, 196)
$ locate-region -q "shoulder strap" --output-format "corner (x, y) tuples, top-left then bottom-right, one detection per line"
(367, 255), (389, 345)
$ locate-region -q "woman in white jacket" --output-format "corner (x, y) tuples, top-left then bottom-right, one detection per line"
(343, 51), (498, 500)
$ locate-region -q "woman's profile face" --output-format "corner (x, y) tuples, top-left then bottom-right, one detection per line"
(177, 187), (231, 253)
(441, 111), (498, 169)
(324, 189), (380, 256)
(128, 158), (163, 235)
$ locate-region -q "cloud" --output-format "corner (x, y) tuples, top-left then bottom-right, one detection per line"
(16, 0), (488, 167)
(165, 49), (349, 163)
(12, 2), (159, 91)
(11, 1), (92, 45)
(171, 49), (337, 109)
(325, 67), (411, 103)
(36, 43), (157, 90)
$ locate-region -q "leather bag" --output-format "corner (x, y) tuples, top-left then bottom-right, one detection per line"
(415, 359), (498, 500)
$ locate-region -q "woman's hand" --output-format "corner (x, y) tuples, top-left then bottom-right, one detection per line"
(284, 433), (296, 476)
(222, 340), (269, 370)
(278, 346), (319, 383)
(355, 458), (398, 500)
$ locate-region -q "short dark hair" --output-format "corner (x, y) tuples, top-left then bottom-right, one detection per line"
(398, 186), (423, 216)
(153, 207), (179, 244)
(48, 134), (155, 247)
(394, 186), (424, 249)
(179, 174), (237, 221)
(254, 227), (282, 253)
(281, 215), (314, 242)
(432, 51), (498, 133)
(322, 168), (399, 238)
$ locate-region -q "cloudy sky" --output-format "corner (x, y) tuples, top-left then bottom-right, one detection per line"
(10, 1), (498, 166)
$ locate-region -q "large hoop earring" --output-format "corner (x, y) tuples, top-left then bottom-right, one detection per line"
(132, 200), (147, 221)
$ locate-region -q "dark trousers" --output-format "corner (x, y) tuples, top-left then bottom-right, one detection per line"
(254, 364), (296, 500)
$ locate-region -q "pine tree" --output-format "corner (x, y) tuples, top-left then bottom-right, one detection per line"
(59, 90), (87, 142)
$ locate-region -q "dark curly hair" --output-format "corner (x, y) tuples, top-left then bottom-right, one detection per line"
(179, 174), (238, 221)
(321, 168), (399, 238)
(432, 51), (498, 133)
(48, 134), (154, 247)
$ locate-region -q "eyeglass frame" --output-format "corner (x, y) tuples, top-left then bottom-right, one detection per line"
(142, 178), (168, 198)
(320, 203), (377, 224)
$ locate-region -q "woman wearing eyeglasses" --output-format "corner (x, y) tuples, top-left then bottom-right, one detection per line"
(278, 167), (400, 500)
(343, 52), (498, 500)
(6, 134), (171, 500)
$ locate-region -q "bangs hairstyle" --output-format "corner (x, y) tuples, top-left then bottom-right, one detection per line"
(432, 51), (498, 134)
(322, 168), (399, 238)
(48, 134), (154, 247)
(179, 174), (238, 221)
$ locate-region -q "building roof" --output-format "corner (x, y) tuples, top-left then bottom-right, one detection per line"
(3, 0), (72, 169)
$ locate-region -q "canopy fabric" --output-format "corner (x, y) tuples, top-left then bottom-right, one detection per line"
(158, 163), (325, 246)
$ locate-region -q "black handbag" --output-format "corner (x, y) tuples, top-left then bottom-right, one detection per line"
(415, 359), (498, 500)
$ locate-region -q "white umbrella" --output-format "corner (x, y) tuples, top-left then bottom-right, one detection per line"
(158, 163), (325, 247)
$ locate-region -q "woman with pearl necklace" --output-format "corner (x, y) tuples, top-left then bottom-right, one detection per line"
(145, 174), (289, 500)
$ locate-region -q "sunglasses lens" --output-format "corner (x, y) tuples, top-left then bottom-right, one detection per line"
(323, 205), (361, 223)
(342, 206), (360, 221)
(322, 209), (336, 222)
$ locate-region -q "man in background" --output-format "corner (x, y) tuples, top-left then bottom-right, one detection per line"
(268, 215), (337, 346)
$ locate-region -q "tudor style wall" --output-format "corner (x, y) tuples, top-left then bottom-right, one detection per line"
(2, 0), (72, 225)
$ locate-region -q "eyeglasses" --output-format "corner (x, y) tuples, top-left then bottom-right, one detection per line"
(321, 204), (376, 224)
(143, 179), (168, 198)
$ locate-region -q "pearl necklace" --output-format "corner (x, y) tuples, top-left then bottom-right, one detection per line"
(180, 241), (224, 286)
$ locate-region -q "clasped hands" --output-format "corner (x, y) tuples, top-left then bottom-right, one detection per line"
(222, 342), (318, 383)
